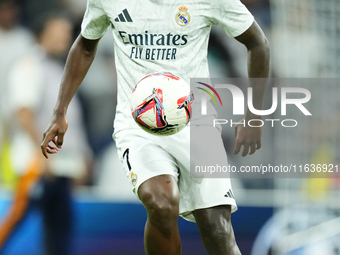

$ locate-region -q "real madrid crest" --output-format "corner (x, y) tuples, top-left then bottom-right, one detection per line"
(175, 5), (191, 26)
(131, 172), (137, 187)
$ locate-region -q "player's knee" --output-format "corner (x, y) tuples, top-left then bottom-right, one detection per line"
(140, 189), (179, 224)
(201, 218), (233, 240)
(201, 221), (239, 254)
(195, 206), (240, 253)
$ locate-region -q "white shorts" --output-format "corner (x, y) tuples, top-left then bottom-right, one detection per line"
(114, 125), (237, 222)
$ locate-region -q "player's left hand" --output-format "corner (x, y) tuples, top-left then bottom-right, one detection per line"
(233, 119), (262, 156)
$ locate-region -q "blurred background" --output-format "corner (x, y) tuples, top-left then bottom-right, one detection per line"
(0, 0), (339, 254)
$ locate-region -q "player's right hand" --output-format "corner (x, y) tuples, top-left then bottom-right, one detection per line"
(233, 118), (262, 157)
(41, 114), (68, 159)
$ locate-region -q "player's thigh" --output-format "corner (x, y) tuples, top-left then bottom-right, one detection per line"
(193, 204), (232, 228)
(170, 126), (237, 221)
(115, 130), (179, 198)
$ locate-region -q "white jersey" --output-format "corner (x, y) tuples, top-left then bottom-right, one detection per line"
(81, 0), (254, 134)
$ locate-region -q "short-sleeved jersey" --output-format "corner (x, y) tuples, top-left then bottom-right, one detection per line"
(81, 0), (254, 134)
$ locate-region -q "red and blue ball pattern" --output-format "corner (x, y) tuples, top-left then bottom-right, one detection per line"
(131, 72), (194, 136)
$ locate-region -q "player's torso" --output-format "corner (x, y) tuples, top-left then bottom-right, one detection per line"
(101, 0), (212, 82)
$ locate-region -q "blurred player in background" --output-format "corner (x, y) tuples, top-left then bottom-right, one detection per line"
(0, 0), (34, 184)
(41, 0), (269, 254)
(0, 13), (91, 255)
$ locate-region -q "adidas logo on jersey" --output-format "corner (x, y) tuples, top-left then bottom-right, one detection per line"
(114, 9), (133, 22)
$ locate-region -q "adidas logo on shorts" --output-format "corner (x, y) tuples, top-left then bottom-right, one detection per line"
(114, 9), (133, 22)
(224, 189), (235, 199)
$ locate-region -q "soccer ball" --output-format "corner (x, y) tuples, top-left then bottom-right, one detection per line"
(131, 72), (194, 136)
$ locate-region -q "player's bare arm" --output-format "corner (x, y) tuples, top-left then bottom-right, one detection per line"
(233, 21), (270, 157)
(41, 35), (100, 158)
